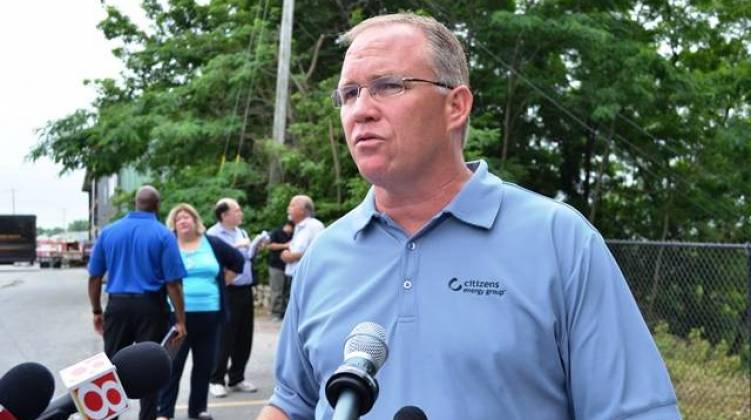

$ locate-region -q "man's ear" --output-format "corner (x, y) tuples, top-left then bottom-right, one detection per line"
(444, 85), (473, 134)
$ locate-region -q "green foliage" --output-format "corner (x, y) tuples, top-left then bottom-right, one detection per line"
(654, 322), (750, 419)
(36, 220), (89, 236)
(156, 162), (253, 224)
(67, 219), (89, 232)
(27, 0), (750, 244)
(37, 227), (65, 237)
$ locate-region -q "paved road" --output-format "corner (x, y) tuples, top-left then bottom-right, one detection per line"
(0, 265), (280, 419)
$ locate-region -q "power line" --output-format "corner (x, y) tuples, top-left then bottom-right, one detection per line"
(219, 0), (270, 173)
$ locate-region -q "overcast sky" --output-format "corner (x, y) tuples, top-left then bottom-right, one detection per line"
(0, 1), (142, 228)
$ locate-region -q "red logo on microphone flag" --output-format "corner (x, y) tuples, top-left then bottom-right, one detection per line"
(0, 404), (18, 420)
(71, 371), (129, 420)
(59, 352), (129, 420)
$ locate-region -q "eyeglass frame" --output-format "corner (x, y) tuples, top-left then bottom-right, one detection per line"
(331, 75), (455, 108)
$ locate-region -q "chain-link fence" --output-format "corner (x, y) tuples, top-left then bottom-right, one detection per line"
(607, 240), (750, 419)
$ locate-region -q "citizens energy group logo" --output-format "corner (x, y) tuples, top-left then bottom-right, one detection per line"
(448, 277), (507, 297)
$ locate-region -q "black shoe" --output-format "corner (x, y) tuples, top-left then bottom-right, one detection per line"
(189, 412), (213, 420)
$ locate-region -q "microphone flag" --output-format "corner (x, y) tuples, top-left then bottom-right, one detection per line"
(58, 353), (129, 420)
(0, 404), (18, 420)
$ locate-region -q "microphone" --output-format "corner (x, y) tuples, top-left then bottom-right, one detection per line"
(394, 406), (427, 420)
(0, 362), (54, 420)
(37, 342), (171, 420)
(111, 341), (171, 399)
(325, 322), (389, 420)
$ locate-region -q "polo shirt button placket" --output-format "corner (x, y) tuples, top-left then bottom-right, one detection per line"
(397, 238), (419, 320)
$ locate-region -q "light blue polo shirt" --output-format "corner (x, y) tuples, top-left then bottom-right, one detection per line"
(88, 211), (186, 293)
(270, 161), (680, 420)
(206, 223), (254, 286)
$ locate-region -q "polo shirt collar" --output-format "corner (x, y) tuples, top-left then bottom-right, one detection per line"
(350, 160), (503, 236)
(127, 211), (157, 220)
(215, 223), (238, 235)
(442, 160), (503, 230)
(296, 217), (312, 228)
(350, 189), (379, 235)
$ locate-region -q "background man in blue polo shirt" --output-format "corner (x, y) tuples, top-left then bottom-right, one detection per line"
(88, 185), (187, 420)
(258, 13), (680, 420)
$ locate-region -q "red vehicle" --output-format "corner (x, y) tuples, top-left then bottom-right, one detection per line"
(37, 237), (91, 268)
(36, 238), (64, 268)
(62, 239), (90, 267)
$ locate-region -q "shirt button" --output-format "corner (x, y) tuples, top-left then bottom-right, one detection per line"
(408, 242), (416, 250)
(403, 280), (413, 290)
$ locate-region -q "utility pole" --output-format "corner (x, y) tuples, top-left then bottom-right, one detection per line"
(270, 0), (294, 185)
(273, 0), (294, 145)
(10, 188), (15, 214)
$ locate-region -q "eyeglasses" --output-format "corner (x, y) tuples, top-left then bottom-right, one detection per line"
(331, 76), (454, 108)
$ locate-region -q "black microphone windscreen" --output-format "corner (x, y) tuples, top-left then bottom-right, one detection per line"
(394, 405), (428, 420)
(0, 362), (55, 420)
(111, 341), (172, 398)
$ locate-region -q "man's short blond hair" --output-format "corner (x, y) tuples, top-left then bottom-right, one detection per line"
(292, 195), (315, 217)
(166, 203), (206, 235)
(343, 13), (469, 88)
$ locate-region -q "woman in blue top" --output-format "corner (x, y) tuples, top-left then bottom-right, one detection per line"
(157, 203), (244, 420)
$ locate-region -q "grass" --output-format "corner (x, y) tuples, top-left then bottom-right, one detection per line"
(654, 322), (750, 419)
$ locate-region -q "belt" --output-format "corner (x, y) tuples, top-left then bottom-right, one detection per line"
(109, 292), (162, 299)
(227, 284), (252, 289)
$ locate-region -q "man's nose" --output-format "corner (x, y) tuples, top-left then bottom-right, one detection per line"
(349, 87), (379, 121)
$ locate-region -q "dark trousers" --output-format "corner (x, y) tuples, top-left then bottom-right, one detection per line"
(282, 275), (293, 316)
(104, 293), (168, 420)
(158, 311), (221, 418)
(210, 285), (254, 386)
(268, 266), (286, 318)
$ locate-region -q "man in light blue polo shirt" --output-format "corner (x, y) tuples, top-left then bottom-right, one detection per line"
(258, 13), (680, 420)
(207, 197), (261, 397)
(88, 185), (187, 420)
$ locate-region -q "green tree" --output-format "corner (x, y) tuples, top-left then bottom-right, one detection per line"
(67, 219), (89, 232)
(37, 226), (64, 236)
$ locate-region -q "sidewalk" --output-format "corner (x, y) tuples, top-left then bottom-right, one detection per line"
(170, 313), (282, 419)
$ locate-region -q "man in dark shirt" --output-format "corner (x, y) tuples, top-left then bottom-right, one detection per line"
(265, 221), (294, 321)
(88, 185), (187, 420)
